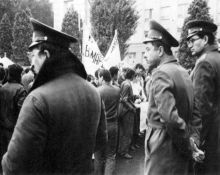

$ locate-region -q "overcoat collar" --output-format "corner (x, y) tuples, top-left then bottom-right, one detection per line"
(158, 56), (177, 69)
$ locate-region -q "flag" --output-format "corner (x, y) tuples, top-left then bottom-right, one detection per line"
(103, 30), (121, 69)
(82, 26), (104, 75)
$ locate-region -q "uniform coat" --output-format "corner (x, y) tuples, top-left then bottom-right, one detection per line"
(191, 45), (220, 175)
(2, 71), (107, 175)
(145, 57), (194, 175)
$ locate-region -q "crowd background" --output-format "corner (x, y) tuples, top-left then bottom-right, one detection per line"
(0, 59), (151, 175)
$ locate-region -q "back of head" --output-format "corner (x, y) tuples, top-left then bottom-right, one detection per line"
(24, 68), (30, 74)
(8, 64), (23, 83)
(109, 66), (119, 78)
(134, 63), (145, 71)
(125, 68), (135, 80)
(99, 69), (111, 82)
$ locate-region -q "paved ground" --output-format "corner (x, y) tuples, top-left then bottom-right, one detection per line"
(115, 136), (145, 175)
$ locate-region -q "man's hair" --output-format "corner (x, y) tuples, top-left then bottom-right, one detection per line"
(125, 68), (135, 80)
(151, 40), (173, 55)
(198, 32), (215, 45)
(99, 69), (111, 82)
(109, 66), (119, 78)
(24, 67), (30, 74)
(122, 67), (129, 73)
(7, 64), (23, 83)
(134, 63), (145, 71)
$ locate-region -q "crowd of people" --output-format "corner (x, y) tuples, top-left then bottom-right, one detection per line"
(0, 16), (219, 175)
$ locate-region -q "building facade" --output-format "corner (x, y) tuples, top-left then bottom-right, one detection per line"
(125, 0), (220, 68)
(53, 0), (220, 68)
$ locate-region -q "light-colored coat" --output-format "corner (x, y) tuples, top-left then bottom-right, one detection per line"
(145, 57), (194, 175)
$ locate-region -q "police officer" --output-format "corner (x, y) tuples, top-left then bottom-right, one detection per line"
(187, 20), (220, 175)
(143, 20), (199, 175)
(1, 18), (107, 175)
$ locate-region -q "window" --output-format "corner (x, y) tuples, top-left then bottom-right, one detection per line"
(144, 9), (153, 22)
(142, 52), (145, 60)
(128, 52), (136, 60)
(177, 3), (188, 18)
(160, 6), (170, 20)
(216, 1), (220, 24)
(216, 14), (220, 25)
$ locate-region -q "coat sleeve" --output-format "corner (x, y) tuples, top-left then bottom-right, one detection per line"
(94, 100), (107, 152)
(192, 61), (215, 145)
(120, 82), (131, 100)
(15, 86), (27, 112)
(2, 94), (48, 175)
(152, 71), (191, 156)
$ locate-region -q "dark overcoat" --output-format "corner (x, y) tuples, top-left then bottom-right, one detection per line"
(191, 45), (220, 175)
(145, 57), (194, 175)
(98, 84), (120, 121)
(118, 80), (135, 155)
(0, 82), (27, 160)
(2, 72), (107, 175)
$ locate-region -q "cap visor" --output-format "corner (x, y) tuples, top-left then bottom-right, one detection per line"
(29, 41), (42, 50)
(143, 38), (159, 44)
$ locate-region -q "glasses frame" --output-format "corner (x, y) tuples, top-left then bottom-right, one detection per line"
(187, 37), (201, 46)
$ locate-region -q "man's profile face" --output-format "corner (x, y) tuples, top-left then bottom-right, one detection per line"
(144, 42), (160, 69)
(187, 35), (205, 56)
(29, 47), (47, 75)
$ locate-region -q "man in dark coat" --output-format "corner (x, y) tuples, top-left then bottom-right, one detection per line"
(109, 66), (119, 87)
(96, 69), (120, 175)
(1, 18), (107, 175)
(118, 68), (136, 159)
(143, 20), (202, 175)
(186, 20), (220, 175)
(0, 64), (27, 172)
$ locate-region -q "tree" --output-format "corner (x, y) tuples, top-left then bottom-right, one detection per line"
(0, 0), (16, 23)
(0, 13), (13, 58)
(62, 5), (82, 60)
(12, 9), (32, 66)
(91, 0), (139, 58)
(178, 0), (213, 70)
(18, 0), (53, 27)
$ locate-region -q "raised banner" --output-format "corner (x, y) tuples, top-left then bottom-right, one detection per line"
(103, 30), (121, 69)
(82, 26), (104, 75)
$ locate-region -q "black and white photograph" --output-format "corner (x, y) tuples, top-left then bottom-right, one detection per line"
(0, 0), (219, 174)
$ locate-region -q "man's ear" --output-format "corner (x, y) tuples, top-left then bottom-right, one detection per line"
(43, 50), (50, 58)
(158, 46), (164, 57)
(203, 35), (209, 45)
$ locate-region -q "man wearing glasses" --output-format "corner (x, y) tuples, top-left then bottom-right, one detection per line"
(187, 20), (220, 175)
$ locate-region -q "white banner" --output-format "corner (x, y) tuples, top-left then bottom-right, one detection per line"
(82, 26), (104, 75)
(103, 30), (121, 69)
